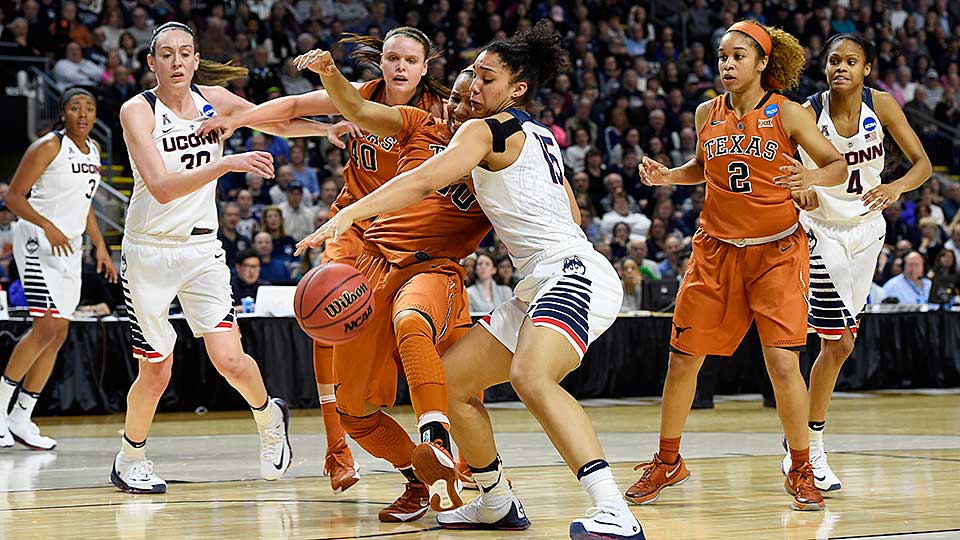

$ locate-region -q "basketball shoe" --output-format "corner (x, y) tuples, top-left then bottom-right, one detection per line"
(785, 461), (825, 511)
(324, 437), (359, 493)
(258, 398), (292, 481)
(624, 454), (689, 504)
(110, 453), (167, 494)
(378, 482), (430, 522)
(411, 440), (463, 511)
(437, 491), (531, 530)
(0, 414), (13, 448)
(779, 435), (841, 491)
(457, 459), (477, 490)
(7, 415), (56, 450)
(569, 503), (646, 540)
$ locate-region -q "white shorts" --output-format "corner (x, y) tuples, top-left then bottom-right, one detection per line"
(479, 247), (622, 359)
(121, 238), (235, 362)
(12, 220), (82, 320)
(801, 213), (886, 340)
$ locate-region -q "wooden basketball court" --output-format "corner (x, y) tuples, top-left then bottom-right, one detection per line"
(1, 391), (957, 539)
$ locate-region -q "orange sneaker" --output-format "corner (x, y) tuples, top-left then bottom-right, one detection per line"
(378, 482), (430, 522)
(785, 462), (825, 511)
(457, 459), (477, 490)
(324, 437), (360, 494)
(411, 441), (463, 512)
(624, 453), (690, 505)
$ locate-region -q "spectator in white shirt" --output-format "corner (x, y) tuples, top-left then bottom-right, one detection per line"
(270, 164), (314, 206)
(563, 128), (592, 172)
(125, 7), (153, 50)
(893, 66), (918, 105)
(598, 173), (639, 214)
(53, 42), (104, 90)
(467, 253), (513, 314)
(278, 181), (317, 242)
(601, 191), (651, 238)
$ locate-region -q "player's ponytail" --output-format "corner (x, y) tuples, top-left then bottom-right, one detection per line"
(340, 27), (450, 102)
(150, 21), (248, 86)
(727, 21), (805, 91)
(482, 19), (570, 104)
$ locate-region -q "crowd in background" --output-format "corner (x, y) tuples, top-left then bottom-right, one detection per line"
(1, 0), (960, 314)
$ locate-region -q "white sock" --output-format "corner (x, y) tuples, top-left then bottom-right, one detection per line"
(472, 456), (510, 499)
(11, 390), (39, 422)
(120, 435), (147, 461)
(0, 376), (18, 415)
(579, 464), (625, 509)
(809, 425), (825, 454)
(252, 398), (278, 428)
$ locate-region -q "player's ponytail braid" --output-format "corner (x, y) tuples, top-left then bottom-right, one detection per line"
(340, 27), (450, 102)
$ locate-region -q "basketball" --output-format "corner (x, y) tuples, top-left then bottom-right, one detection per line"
(294, 263), (375, 345)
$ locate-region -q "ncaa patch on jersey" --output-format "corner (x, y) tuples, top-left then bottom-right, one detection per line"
(202, 104), (216, 118)
(764, 103), (779, 117)
(758, 118), (774, 128)
(863, 117), (877, 132)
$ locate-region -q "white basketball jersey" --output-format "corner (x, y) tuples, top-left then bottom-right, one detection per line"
(30, 132), (101, 240)
(125, 85), (223, 243)
(471, 109), (591, 276)
(799, 88), (885, 224)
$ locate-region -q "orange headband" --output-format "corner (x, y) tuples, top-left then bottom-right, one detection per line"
(728, 21), (772, 56)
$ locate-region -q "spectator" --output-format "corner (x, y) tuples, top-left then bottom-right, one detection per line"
(232, 249), (266, 306)
(244, 172), (274, 207)
(289, 145), (319, 193)
(653, 198), (684, 235)
(917, 216), (944, 270)
(281, 58), (314, 95)
(3, 17), (41, 56)
(598, 173), (638, 214)
(610, 222), (632, 260)
(922, 70), (944, 110)
(53, 42), (104, 90)
(98, 8), (125, 50)
(928, 248), (958, 285)
(247, 46), (283, 103)
(944, 222), (960, 271)
(260, 206), (298, 270)
(658, 237), (684, 280)
(563, 128), (592, 172)
(247, 131), (291, 165)
(565, 97), (599, 145)
(218, 204), (252, 270)
(539, 108), (568, 148)
(608, 127), (643, 168)
(934, 87), (960, 129)
(316, 179), (339, 211)
(601, 192), (650, 238)
(670, 127), (698, 167)
(0, 204), (15, 270)
(627, 239), (661, 279)
(884, 200), (919, 248)
(125, 7), (153, 50)
(270, 164), (312, 206)
(467, 253), (512, 314)
(252, 232), (289, 283)
(278, 181), (316, 242)
(641, 109), (676, 152)
(646, 217), (669, 262)
(602, 107), (629, 156)
(679, 186), (705, 237)
(235, 189), (260, 239)
(942, 182), (960, 226)
(51, 1), (93, 52)
(619, 257), (643, 313)
(883, 252), (932, 304)
(117, 31), (142, 72)
(495, 256), (519, 290)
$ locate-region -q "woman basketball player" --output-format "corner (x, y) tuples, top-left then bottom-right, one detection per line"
(298, 22), (645, 540)
(0, 88), (117, 451)
(780, 33), (931, 490)
(624, 21), (847, 512)
(112, 22), (338, 494)
(198, 27), (448, 496)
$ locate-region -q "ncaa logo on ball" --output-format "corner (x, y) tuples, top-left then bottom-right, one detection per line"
(764, 103), (779, 118)
(202, 104), (216, 118)
(863, 117), (877, 132)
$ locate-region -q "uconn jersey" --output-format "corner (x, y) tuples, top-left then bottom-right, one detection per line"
(13, 131), (100, 318)
(798, 88), (887, 340)
(125, 84), (222, 244)
(472, 109), (621, 359)
(121, 85), (235, 362)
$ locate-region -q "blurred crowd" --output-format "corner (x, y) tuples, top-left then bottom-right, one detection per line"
(1, 0), (959, 314)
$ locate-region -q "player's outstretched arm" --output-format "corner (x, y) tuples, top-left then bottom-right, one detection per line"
(777, 101), (846, 191)
(860, 90), (932, 211)
(121, 97), (275, 204)
(296, 119), (491, 254)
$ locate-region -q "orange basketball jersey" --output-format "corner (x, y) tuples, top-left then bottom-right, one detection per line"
(698, 92), (799, 239)
(363, 106), (491, 266)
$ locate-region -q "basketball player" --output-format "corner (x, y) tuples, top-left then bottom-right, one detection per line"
(780, 33), (932, 490)
(295, 49), (490, 520)
(298, 22), (645, 539)
(112, 22), (339, 494)
(624, 21), (847, 512)
(199, 27), (447, 494)
(0, 88), (117, 451)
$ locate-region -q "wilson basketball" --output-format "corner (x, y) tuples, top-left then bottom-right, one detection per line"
(294, 263), (375, 345)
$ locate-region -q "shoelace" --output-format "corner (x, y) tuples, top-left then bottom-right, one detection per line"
(325, 446), (353, 472)
(793, 463), (820, 499)
(260, 423), (284, 461)
(631, 460), (659, 488)
(128, 460), (155, 481)
(811, 451), (830, 469)
(585, 504), (621, 520)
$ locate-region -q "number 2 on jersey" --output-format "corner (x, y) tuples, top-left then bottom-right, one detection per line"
(533, 134), (563, 185)
(728, 161), (752, 193)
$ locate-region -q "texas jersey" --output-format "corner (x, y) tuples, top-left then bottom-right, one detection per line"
(31, 131), (101, 240)
(699, 92), (799, 239)
(798, 88), (884, 224)
(363, 106), (490, 266)
(471, 109), (591, 276)
(125, 84), (222, 243)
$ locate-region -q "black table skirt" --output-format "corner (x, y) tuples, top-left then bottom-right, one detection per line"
(1, 312), (957, 416)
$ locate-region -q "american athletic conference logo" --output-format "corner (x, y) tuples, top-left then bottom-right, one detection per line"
(562, 256), (586, 275)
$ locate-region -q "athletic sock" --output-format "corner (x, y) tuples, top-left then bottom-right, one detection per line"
(0, 376), (19, 415)
(417, 412), (451, 452)
(470, 455), (510, 498)
(251, 397), (277, 427)
(808, 421), (825, 432)
(120, 434), (147, 461)
(658, 435), (682, 465)
(399, 466), (422, 485)
(320, 395), (347, 446)
(789, 447), (810, 471)
(577, 459), (623, 508)
(10, 390), (40, 421)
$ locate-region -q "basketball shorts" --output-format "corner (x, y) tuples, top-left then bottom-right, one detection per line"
(671, 226), (809, 356)
(801, 213), (885, 340)
(12, 220), (82, 319)
(121, 237), (235, 362)
(479, 247), (622, 361)
(333, 249), (470, 416)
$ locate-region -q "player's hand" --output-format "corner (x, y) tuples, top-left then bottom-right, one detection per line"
(296, 49), (336, 75)
(197, 115), (237, 140)
(295, 212), (351, 256)
(96, 246), (118, 283)
(791, 189), (820, 211)
(861, 182), (904, 212)
(639, 156), (671, 186)
(42, 224), (73, 257)
(326, 120), (362, 149)
(773, 153), (818, 192)
(223, 151), (275, 178)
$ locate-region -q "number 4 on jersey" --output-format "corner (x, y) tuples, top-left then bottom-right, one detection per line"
(846, 169), (863, 195)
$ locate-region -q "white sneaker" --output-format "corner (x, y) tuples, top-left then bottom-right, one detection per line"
(7, 416), (56, 450)
(779, 435), (841, 491)
(569, 503), (646, 540)
(437, 492), (531, 530)
(0, 414), (13, 448)
(258, 398), (292, 481)
(110, 453), (167, 494)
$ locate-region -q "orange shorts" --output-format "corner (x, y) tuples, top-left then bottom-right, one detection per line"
(670, 227), (809, 356)
(321, 223), (367, 266)
(333, 248), (471, 416)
